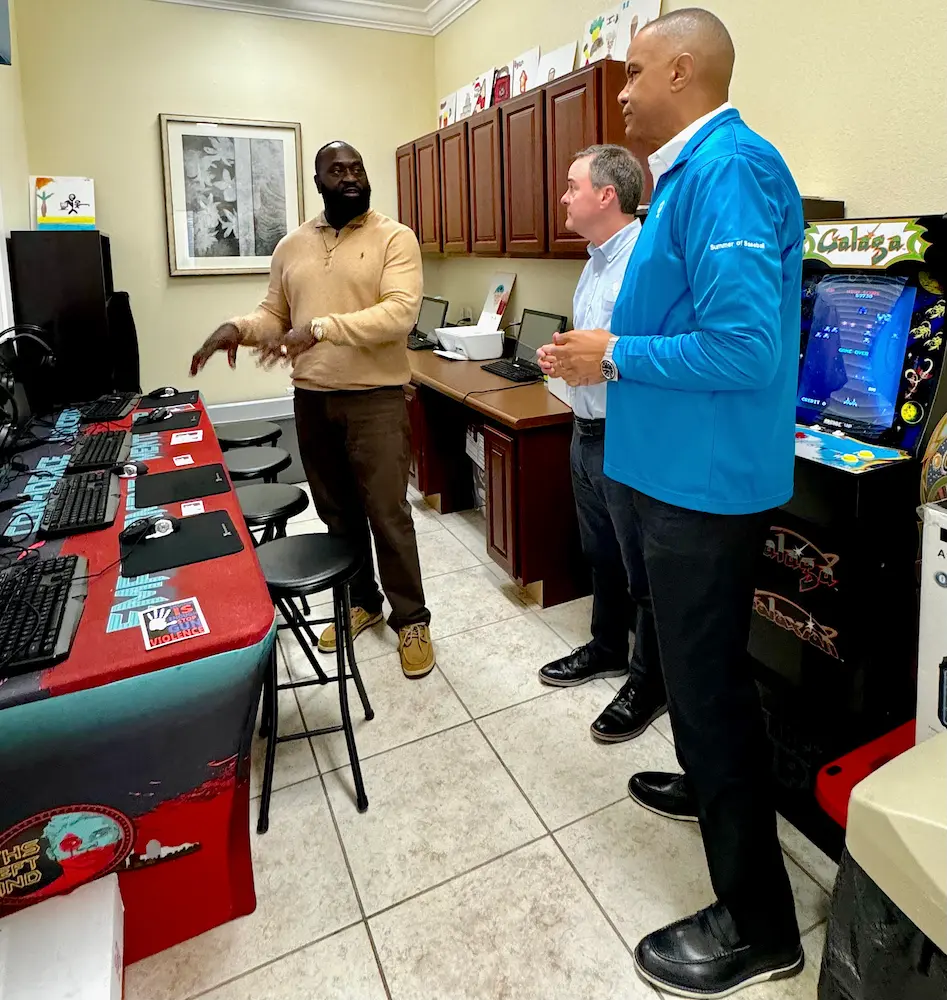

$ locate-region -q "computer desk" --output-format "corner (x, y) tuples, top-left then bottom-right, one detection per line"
(407, 351), (589, 607)
(0, 398), (275, 965)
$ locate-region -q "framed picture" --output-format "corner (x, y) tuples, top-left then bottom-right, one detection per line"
(159, 114), (304, 277)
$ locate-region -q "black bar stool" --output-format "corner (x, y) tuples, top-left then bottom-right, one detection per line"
(255, 535), (374, 832)
(225, 446), (291, 484)
(216, 419), (282, 452)
(238, 483), (310, 546)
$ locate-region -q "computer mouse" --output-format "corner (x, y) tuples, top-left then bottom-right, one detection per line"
(149, 386), (177, 399)
(134, 407), (171, 426)
(111, 460), (149, 479)
(119, 514), (180, 544)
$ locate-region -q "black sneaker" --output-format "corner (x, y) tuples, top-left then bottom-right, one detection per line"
(538, 644), (628, 688)
(627, 772), (699, 822)
(590, 680), (667, 743)
(635, 902), (804, 998)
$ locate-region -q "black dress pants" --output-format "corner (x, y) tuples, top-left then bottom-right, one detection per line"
(609, 481), (799, 947)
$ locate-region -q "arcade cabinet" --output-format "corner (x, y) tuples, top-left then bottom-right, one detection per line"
(749, 214), (947, 852)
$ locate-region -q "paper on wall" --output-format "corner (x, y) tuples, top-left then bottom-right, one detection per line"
(536, 42), (577, 84)
(456, 83), (477, 120)
(511, 46), (541, 96)
(612, 0), (663, 59)
(438, 92), (457, 129)
(472, 70), (495, 114)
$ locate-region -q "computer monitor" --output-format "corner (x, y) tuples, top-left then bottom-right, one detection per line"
(515, 308), (568, 360)
(796, 273), (917, 435)
(415, 296), (449, 342)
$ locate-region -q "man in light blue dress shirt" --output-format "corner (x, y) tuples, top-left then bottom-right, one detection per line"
(538, 145), (667, 745)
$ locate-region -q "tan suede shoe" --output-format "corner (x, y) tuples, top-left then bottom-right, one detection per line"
(318, 607), (384, 653)
(398, 623), (435, 679)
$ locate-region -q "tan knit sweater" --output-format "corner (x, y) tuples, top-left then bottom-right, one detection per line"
(231, 210), (422, 392)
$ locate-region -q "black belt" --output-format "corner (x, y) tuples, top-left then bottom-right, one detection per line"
(574, 416), (606, 436)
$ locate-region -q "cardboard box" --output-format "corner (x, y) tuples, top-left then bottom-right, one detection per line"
(0, 874), (123, 999)
(917, 501), (947, 745)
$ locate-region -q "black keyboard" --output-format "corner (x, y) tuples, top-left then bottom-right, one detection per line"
(480, 359), (544, 384)
(67, 430), (131, 472)
(39, 470), (121, 539)
(79, 392), (140, 424)
(408, 332), (437, 351)
(0, 554), (88, 675)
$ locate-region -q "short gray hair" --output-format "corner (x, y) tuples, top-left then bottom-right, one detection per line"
(574, 144), (643, 215)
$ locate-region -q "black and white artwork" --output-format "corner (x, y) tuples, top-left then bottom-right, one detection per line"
(161, 116), (303, 276)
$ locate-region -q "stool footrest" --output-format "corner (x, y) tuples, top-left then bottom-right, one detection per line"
(276, 725), (344, 743)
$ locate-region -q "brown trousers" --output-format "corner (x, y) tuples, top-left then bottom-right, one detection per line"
(294, 386), (429, 630)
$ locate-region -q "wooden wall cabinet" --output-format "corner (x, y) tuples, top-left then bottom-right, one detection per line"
(415, 132), (442, 253)
(439, 121), (471, 253)
(483, 425), (517, 577)
(395, 142), (417, 237)
(502, 91), (546, 255)
(468, 108), (504, 254)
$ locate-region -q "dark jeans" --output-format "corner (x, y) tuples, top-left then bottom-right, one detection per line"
(609, 481), (799, 947)
(294, 386), (430, 631)
(571, 419), (661, 694)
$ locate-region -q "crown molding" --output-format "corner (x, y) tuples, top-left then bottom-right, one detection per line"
(150, 0), (480, 35)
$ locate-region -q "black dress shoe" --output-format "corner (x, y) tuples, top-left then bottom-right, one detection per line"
(634, 901), (803, 998)
(628, 771), (699, 822)
(538, 644), (628, 688)
(589, 680), (667, 743)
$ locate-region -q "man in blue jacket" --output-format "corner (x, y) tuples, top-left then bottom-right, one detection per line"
(539, 8), (804, 998)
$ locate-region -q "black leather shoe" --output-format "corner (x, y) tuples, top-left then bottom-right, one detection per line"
(634, 902), (803, 998)
(589, 680), (667, 743)
(538, 644), (628, 688)
(627, 772), (699, 822)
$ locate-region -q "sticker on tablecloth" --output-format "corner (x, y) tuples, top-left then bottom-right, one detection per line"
(171, 429), (203, 445)
(181, 500), (205, 517)
(139, 597), (209, 651)
(166, 403), (197, 413)
(173, 454), (194, 467)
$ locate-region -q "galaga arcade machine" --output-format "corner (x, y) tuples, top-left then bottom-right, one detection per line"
(749, 215), (947, 853)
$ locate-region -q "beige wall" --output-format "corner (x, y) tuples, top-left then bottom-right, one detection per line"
(0, 0), (29, 234)
(425, 0), (947, 325)
(14, 0), (434, 403)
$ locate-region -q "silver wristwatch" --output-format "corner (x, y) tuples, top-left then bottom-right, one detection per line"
(601, 335), (620, 382)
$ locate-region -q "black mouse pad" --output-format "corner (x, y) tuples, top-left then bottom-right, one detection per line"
(134, 463), (231, 508)
(141, 390), (200, 408)
(131, 411), (202, 435)
(121, 509), (244, 578)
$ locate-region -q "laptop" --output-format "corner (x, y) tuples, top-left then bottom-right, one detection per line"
(481, 309), (568, 384)
(407, 296), (449, 351)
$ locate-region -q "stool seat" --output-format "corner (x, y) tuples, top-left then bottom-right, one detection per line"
(215, 419), (282, 450)
(238, 484), (309, 527)
(257, 534), (359, 595)
(226, 446), (291, 482)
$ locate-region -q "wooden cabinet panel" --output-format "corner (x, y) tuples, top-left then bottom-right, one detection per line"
(545, 68), (601, 256)
(395, 143), (417, 235)
(439, 122), (470, 254)
(415, 132), (442, 253)
(404, 383), (422, 491)
(468, 108), (504, 254)
(501, 91), (546, 255)
(484, 425), (517, 576)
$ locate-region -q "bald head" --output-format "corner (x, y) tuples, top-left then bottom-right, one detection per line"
(314, 140), (372, 229)
(642, 8), (734, 97)
(617, 7), (735, 155)
(315, 140), (362, 176)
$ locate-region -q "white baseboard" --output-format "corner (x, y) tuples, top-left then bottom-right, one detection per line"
(205, 395), (294, 424)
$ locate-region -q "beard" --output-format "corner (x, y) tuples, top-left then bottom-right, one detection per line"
(323, 185), (372, 229)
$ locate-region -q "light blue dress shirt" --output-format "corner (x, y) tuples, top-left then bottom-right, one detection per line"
(570, 219), (642, 420)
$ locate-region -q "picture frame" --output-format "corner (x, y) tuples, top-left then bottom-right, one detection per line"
(159, 114), (304, 277)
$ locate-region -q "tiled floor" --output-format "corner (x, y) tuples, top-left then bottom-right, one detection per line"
(127, 485), (837, 1000)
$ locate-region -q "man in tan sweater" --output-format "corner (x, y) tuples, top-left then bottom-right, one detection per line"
(190, 141), (434, 679)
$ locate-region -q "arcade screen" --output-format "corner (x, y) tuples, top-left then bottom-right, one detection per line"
(797, 274), (916, 433)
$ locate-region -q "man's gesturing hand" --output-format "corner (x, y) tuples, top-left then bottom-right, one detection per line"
(536, 329), (612, 386)
(253, 323), (317, 370)
(190, 322), (240, 377)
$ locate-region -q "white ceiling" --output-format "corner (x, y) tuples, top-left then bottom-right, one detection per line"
(151, 0), (481, 35)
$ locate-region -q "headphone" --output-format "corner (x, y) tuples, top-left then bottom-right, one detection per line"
(0, 326), (57, 369)
(111, 460), (149, 479)
(119, 514), (180, 545)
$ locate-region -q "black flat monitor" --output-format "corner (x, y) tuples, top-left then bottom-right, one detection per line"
(415, 296), (448, 344)
(514, 308), (568, 361)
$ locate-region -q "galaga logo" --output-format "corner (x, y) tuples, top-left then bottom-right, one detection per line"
(763, 527), (839, 593)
